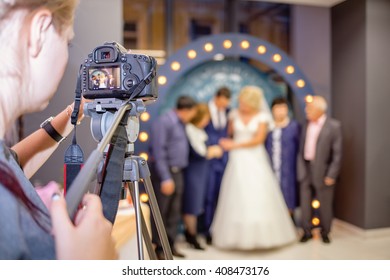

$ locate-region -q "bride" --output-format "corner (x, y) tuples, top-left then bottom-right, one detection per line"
(211, 86), (297, 250)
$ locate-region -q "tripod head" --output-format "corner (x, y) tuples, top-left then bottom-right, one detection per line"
(84, 98), (146, 150)
(84, 98), (148, 198)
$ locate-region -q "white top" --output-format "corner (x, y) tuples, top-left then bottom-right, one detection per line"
(229, 110), (271, 144)
(185, 123), (208, 157)
(272, 128), (282, 183)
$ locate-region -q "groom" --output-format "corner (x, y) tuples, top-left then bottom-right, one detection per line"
(298, 95), (342, 244)
(203, 87), (231, 244)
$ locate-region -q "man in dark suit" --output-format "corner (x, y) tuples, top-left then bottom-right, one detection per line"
(203, 87), (231, 244)
(298, 95), (342, 244)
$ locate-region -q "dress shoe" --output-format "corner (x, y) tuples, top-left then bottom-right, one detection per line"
(299, 234), (313, 243)
(155, 250), (166, 260)
(321, 234), (331, 244)
(185, 231), (205, 250)
(206, 234), (212, 245)
(171, 247), (185, 258)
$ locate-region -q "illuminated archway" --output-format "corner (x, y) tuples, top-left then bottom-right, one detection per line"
(137, 33), (315, 156)
(156, 33), (314, 112)
(137, 34), (317, 217)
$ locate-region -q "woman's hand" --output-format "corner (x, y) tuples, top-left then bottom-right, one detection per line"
(50, 193), (117, 260)
(206, 145), (223, 159)
(68, 97), (89, 125)
(219, 138), (236, 151)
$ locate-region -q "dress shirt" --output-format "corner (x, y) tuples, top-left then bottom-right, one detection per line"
(209, 100), (227, 130)
(304, 114), (327, 161)
(272, 127), (282, 183)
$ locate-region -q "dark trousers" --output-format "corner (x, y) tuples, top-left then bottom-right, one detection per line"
(150, 166), (184, 251)
(300, 163), (335, 235)
(204, 167), (224, 235)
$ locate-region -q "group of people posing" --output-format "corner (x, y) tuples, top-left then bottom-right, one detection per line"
(149, 86), (342, 259)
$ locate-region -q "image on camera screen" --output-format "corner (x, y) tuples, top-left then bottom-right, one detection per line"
(89, 66), (121, 91)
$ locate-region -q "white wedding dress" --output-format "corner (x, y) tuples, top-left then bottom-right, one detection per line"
(211, 111), (297, 250)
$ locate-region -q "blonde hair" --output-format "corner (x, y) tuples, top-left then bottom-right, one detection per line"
(238, 86), (264, 111)
(0, 0), (78, 96)
(0, 0), (78, 34)
(190, 103), (210, 126)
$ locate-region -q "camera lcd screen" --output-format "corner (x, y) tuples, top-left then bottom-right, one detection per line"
(88, 66), (121, 91)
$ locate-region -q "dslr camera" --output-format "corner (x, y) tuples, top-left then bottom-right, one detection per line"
(81, 42), (158, 101)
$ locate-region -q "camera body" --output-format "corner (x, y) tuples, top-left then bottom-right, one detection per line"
(81, 42), (157, 100)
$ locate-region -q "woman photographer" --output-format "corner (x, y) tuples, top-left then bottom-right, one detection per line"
(0, 0), (116, 259)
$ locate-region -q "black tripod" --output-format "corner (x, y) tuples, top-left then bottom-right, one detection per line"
(65, 98), (173, 260)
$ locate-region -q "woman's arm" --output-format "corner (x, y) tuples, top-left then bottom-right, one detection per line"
(186, 125), (207, 157)
(11, 103), (83, 179)
(220, 122), (268, 151)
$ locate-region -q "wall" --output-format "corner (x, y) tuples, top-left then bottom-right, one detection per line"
(365, 0), (390, 229)
(290, 5), (331, 111)
(291, 0), (390, 230)
(332, 0), (390, 229)
(25, 0), (123, 186)
(332, 0), (367, 228)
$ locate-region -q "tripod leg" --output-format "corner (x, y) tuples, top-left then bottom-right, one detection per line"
(143, 176), (173, 260)
(126, 182), (144, 260)
(128, 183), (157, 260)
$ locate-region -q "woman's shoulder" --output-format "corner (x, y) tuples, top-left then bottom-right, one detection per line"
(186, 123), (200, 134)
(228, 109), (238, 120)
(255, 112), (271, 124)
(186, 123), (207, 139)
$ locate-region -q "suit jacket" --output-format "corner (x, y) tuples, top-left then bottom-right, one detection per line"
(204, 108), (230, 172)
(297, 117), (342, 188)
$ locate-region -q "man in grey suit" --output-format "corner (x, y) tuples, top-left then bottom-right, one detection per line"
(298, 95), (342, 244)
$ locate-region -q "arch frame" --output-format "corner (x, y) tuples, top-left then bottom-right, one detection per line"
(155, 32), (314, 112)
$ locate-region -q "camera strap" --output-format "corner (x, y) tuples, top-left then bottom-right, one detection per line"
(63, 129), (84, 195)
(71, 70), (82, 126)
(64, 71), (84, 195)
(99, 119), (128, 224)
(128, 57), (157, 100)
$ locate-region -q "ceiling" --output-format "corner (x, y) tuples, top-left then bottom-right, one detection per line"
(245, 0), (346, 7)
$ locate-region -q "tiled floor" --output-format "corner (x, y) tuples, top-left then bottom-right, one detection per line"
(119, 220), (390, 260)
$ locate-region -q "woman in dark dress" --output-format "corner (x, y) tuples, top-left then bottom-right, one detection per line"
(265, 98), (300, 218)
(183, 103), (222, 250)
